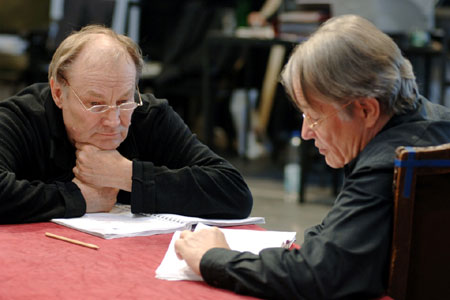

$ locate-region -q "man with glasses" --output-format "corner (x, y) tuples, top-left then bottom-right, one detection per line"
(0, 25), (252, 223)
(175, 15), (450, 299)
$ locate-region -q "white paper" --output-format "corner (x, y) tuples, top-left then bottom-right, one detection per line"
(155, 223), (296, 281)
(51, 205), (265, 239)
(155, 231), (203, 281)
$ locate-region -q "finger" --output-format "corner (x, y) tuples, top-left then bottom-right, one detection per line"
(73, 160), (86, 175)
(84, 143), (100, 151)
(74, 142), (87, 150)
(74, 147), (82, 160)
(75, 142), (99, 152)
(174, 240), (184, 260)
(200, 227), (220, 235)
(179, 230), (192, 239)
(211, 226), (222, 234)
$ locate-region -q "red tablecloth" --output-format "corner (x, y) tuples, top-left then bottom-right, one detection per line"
(0, 222), (393, 300)
(0, 222), (260, 300)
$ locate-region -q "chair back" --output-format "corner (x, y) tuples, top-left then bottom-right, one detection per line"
(388, 143), (450, 300)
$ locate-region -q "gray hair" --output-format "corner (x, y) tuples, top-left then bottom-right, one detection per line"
(48, 25), (143, 84)
(281, 14), (418, 115)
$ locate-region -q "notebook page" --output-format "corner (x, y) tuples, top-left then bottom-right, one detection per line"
(52, 205), (265, 239)
(51, 206), (188, 239)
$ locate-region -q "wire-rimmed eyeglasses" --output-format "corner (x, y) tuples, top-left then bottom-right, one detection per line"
(302, 101), (353, 130)
(65, 81), (143, 113)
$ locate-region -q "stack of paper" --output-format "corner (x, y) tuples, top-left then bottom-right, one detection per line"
(51, 205), (265, 239)
(155, 223), (296, 281)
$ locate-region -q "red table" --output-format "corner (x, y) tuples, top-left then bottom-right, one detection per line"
(0, 222), (260, 300)
(0, 222), (394, 300)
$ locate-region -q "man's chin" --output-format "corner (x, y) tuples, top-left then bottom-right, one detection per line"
(324, 156), (344, 169)
(92, 139), (122, 150)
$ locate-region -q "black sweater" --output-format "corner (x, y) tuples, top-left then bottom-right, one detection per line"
(0, 83), (252, 223)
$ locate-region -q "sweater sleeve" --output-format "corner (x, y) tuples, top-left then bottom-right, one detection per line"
(0, 87), (86, 224)
(130, 100), (253, 219)
(199, 167), (393, 299)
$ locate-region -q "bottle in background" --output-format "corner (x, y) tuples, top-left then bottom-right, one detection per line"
(284, 130), (301, 202)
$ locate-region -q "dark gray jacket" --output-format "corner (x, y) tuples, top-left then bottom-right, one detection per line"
(200, 96), (450, 300)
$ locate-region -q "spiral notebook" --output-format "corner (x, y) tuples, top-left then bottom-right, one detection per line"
(51, 204), (265, 239)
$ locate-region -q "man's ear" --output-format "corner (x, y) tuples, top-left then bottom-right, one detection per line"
(50, 77), (63, 109)
(355, 97), (381, 128)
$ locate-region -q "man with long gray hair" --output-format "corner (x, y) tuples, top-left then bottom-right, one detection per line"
(175, 15), (450, 299)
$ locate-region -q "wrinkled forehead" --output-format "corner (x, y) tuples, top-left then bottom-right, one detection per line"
(292, 75), (337, 113)
(66, 50), (136, 91)
(88, 50), (132, 70)
(72, 36), (135, 75)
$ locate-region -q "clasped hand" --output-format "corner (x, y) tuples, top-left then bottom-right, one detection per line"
(72, 143), (133, 212)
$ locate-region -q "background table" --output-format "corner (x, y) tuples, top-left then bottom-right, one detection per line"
(201, 33), (296, 151)
(0, 222), (260, 300)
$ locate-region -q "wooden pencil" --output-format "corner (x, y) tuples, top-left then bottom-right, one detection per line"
(45, 232), (99, 250)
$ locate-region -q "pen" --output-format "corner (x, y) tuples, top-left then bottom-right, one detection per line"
(45, 232), (99, 250)
(282, 239), (295, 249)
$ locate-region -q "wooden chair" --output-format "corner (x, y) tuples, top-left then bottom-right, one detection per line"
(388, 143), (450, 300)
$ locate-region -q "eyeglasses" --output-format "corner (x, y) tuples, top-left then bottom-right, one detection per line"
(302, 101), (353, 130)
(66, 81), (143, 113)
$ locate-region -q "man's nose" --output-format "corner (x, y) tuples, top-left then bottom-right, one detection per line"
(102, 107), (121, 126)
(301, 122), (314, 140)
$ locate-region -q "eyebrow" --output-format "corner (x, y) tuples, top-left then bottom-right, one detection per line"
(85, 88), (135, 100)
(291, 91), (310, 112)
(297, 103), (307, 111)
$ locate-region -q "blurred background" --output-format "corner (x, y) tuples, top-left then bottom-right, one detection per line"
(0, 0), (448, 242)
